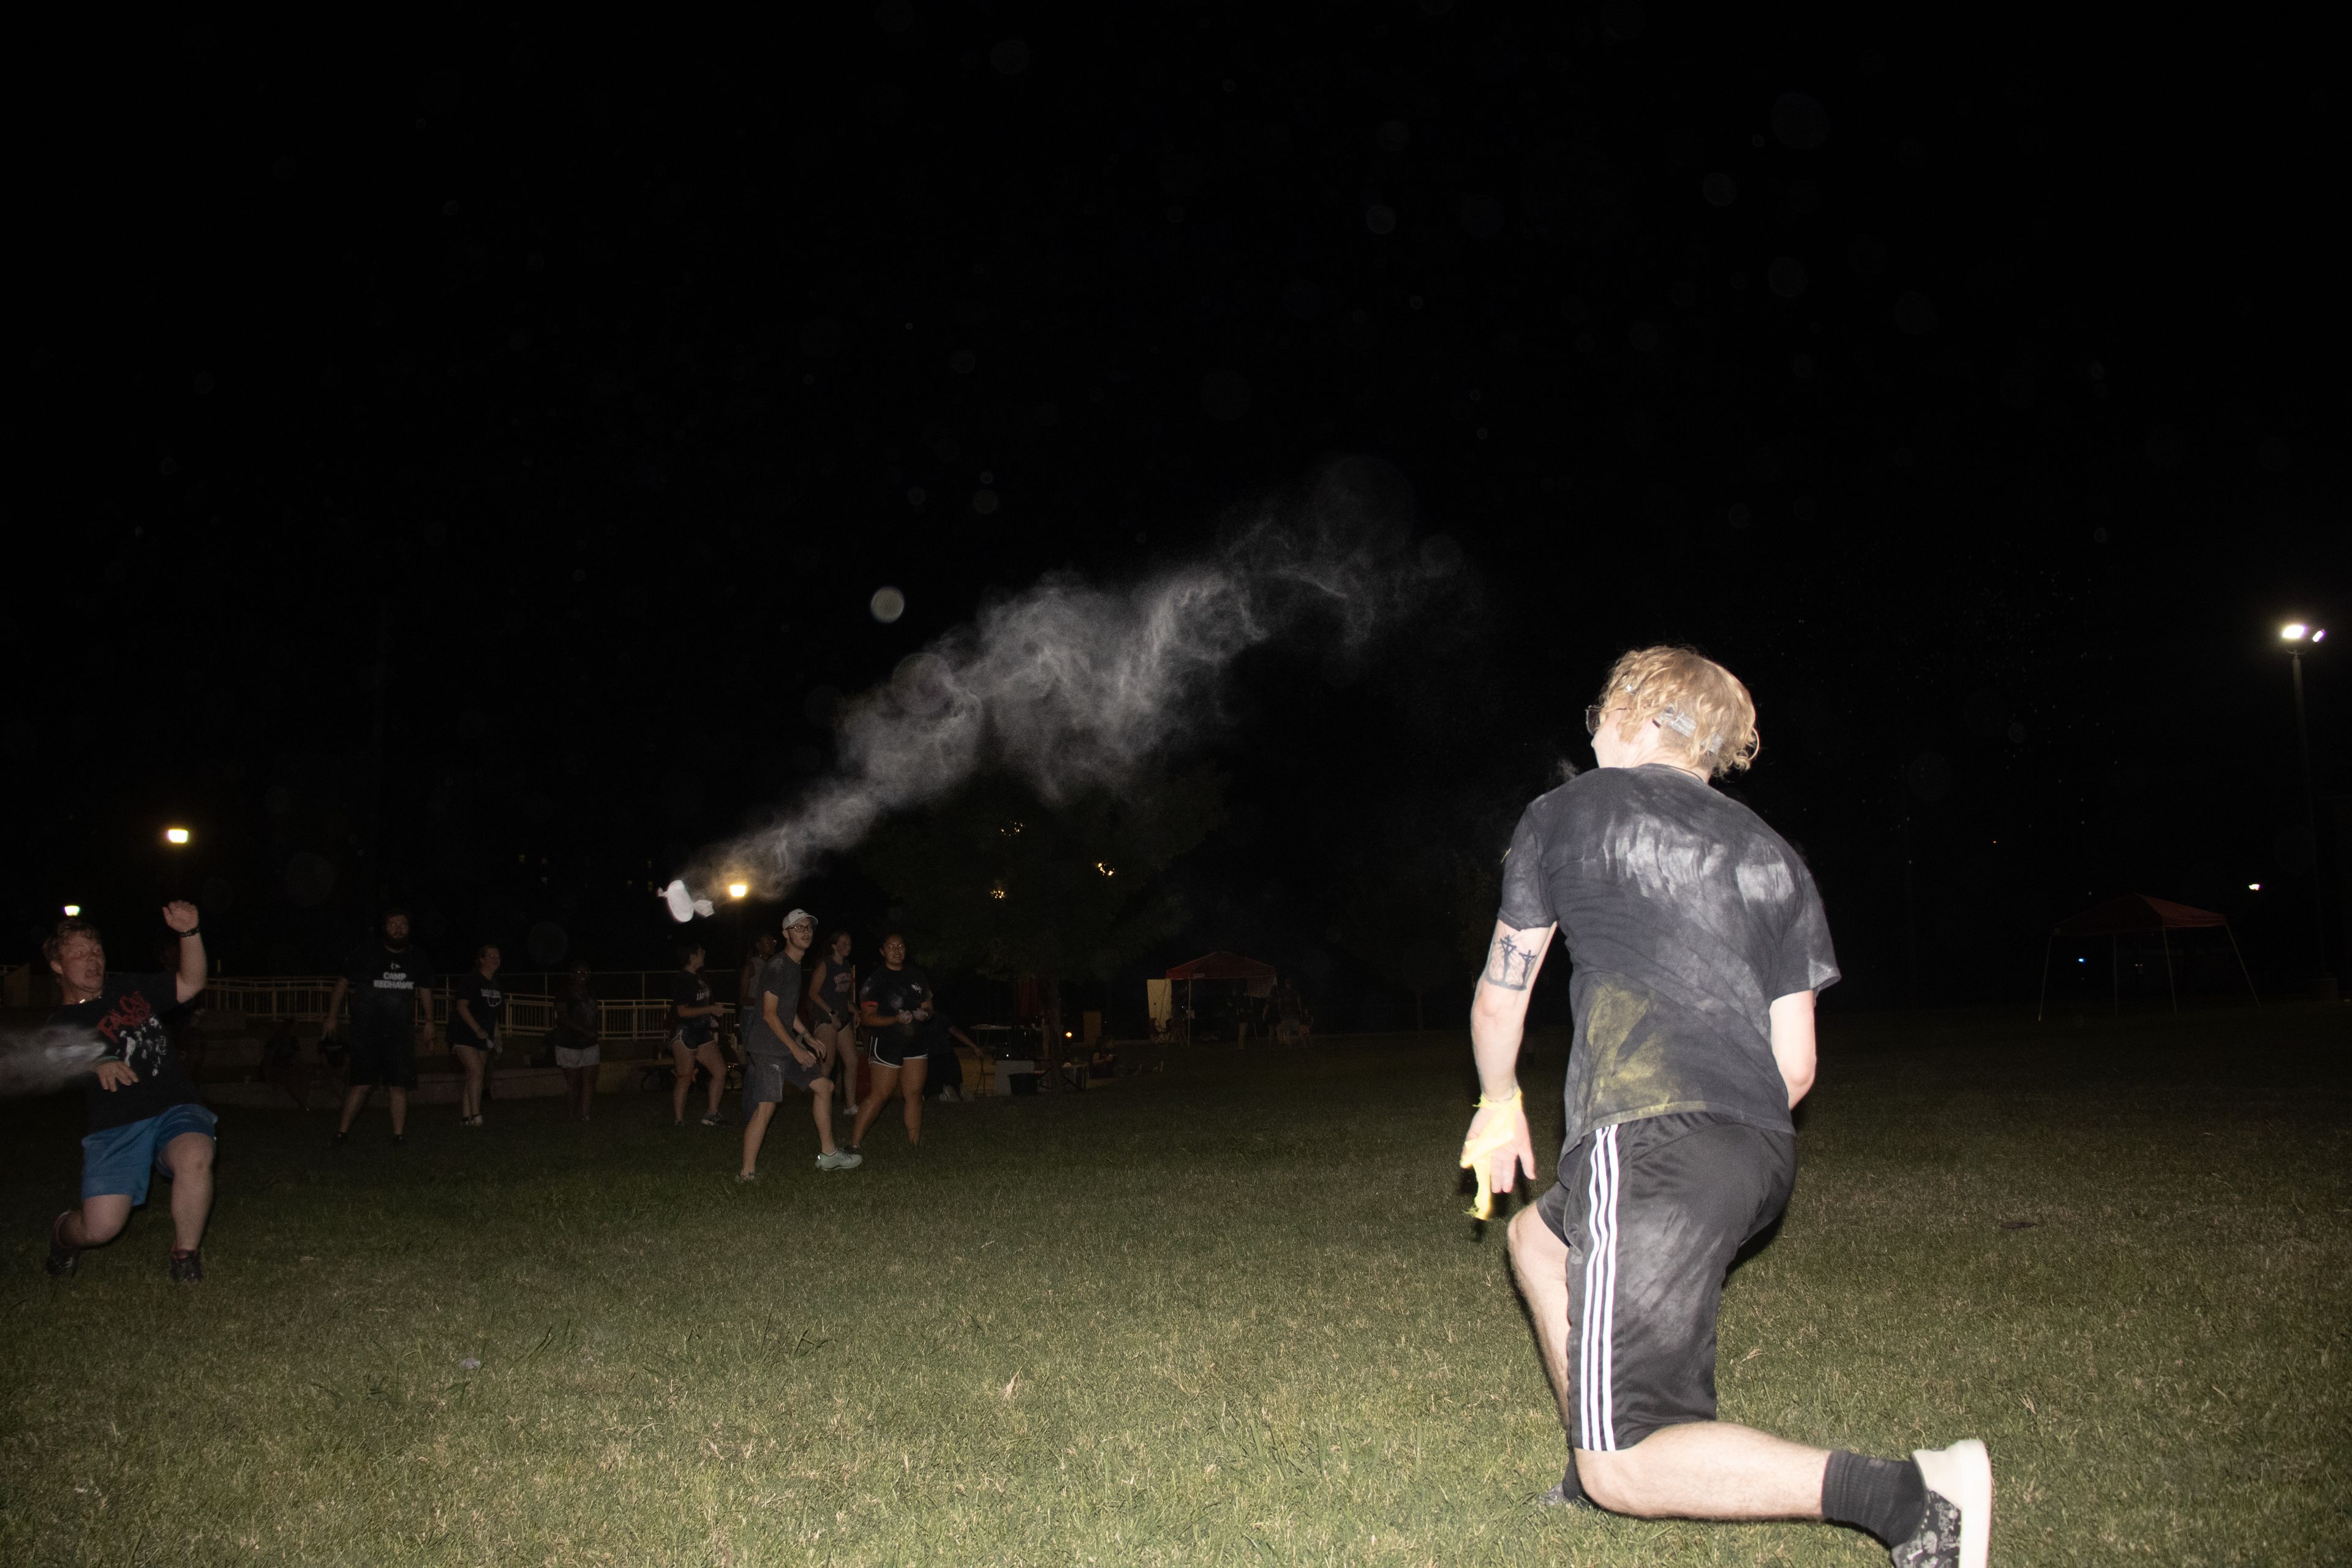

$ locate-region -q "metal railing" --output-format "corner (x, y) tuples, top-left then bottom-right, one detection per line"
(197, 977), (734, 1045)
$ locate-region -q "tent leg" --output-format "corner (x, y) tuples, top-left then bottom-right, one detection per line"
(2036, 934), (2054, 1023)
(2226, 922), (2260, 1008)
(2161, 927), (2177, 1013)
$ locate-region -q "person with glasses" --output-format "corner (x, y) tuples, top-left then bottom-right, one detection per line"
(1461, 645), (1989, 1568)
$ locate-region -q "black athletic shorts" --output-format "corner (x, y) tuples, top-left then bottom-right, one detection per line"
(867, 1025), (926, 1069)
(1536, 1110), (1795, 1453)
(346, 1026), (418, 1090)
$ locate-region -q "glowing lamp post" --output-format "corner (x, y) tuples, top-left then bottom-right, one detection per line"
(62, 904), (81, 917)
(164, 827), (191, 845)
(2280, 621), (2332, 993)
(727, 881), (749, 900)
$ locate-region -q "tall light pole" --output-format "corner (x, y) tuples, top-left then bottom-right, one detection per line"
(2280, 622), (2331, 991)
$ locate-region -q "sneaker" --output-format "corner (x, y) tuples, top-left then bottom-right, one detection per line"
(170, 1249), (204, 1283)
(700, 1112), (723, 1126)
(1534, 1466), (1595, 1510)
(736, 1170), (760, 1183)
(937, 1086), (960, 1102)
(1894, 1440), (1990, 1568)
(44, 1215), (78, 1278)
(393, 1133), (406, 1146)
(815, 1150), (863, 1171)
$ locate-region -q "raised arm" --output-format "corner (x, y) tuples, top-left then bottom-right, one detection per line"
(1768, 990), (1817, 1107)
(164, 902), (206, 1004)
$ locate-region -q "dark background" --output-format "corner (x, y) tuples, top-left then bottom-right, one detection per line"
(6, 9), (2343, 1029)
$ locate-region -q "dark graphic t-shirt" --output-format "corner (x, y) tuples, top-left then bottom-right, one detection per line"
(52, 972), (203, 1134)
(670, 970), (715, 1046)
(860, 965), (932, 1042)
(744, 954), (805, 1056)
(1496, 764), (1840, 1154)
(450, 971), (506, 1046)
(344, 942), (433, 1036)
(812, 957), (856, 1022)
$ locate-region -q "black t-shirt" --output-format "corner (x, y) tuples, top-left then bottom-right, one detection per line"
(450, 970), (506, 1046)
(52, 972), (203, 1133)
(860, 965), (932, 1040)
(1497, 764), (1840, 1153)
(343, 941), (433, 1036)
(670, 970), (715, 1046)
(811, 956), (856, 1021)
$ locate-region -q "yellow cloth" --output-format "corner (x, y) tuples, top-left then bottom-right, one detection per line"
(1459, 1088), (1524, 1219)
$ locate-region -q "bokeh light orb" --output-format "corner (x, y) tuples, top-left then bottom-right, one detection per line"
(870, 586), (907, 624)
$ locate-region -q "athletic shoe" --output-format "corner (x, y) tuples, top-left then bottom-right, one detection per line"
(815, 1150), (862, 1171)
(700, 1112), (723, 1126)
(393, 1133), (406, 1146)
(736, 1171), (760, 1183)
(1894, 1440), (1991, 1568)
(937, 1086), (960, 1102)
(169, 1249), (204, 1283)
(1534, 1469), (1596, 1510)
(44, 1215), (78, 1278)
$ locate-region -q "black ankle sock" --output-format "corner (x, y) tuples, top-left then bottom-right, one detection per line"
(1821, 1450), (1926, 1546)
(1555, 1454), (1586, 1503)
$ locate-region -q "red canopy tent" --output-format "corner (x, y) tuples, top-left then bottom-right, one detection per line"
(1164, 952), (1278, 1044)
(2037, 894), (2257, 1020)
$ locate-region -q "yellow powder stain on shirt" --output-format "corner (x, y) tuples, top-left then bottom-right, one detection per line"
(1584, 981), (1680, 1107)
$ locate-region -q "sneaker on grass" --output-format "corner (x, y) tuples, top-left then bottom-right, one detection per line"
(815, 1150), (862, 1171)
(44, 1215), (77, 1278)
(700, 1112), (724, 1126)
(169, 1248), (203, 1283)
(1892, 1440), (1990, 1568)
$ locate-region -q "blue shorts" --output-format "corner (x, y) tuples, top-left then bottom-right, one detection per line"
(81, 1103), (219, 1205)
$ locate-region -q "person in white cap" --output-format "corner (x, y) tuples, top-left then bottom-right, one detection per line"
(738, 909), (858, 1178)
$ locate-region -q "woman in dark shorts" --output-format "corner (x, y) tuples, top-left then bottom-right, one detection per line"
(850, 933), (933, 1151)
(805, 929), (861, 1116)
(668, 942), (728, 1126)
(448, 943), (505, 1127)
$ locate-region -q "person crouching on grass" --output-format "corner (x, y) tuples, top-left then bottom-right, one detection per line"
(43, 904), (217, 1282)
(739, 909), (859, 1179)
(447, 942), (505, 1126)
(668, 942), (728, 1126)
(1460, 646), (1989, 1568)
(550, 960), (602, 1122)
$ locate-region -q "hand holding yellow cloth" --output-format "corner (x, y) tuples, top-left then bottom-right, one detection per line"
(1460, 1087), (1530, 1219)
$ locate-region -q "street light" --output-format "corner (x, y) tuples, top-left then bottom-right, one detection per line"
(164, 826), (191, 845)
(62, 904), (80, 917)
(2280, 621), (2331, 993)
(726, 880), (749, 900)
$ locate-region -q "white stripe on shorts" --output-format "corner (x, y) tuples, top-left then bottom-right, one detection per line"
(1578, 1122), (1623, 1452)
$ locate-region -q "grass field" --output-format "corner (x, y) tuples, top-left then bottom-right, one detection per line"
(2, 1006), (2347, 1566)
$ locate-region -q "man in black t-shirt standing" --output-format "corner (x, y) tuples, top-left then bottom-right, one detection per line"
(325, 909), (435, 1145)
(1461, 647), (1988, 1568)
(42, 904), (217, 1281)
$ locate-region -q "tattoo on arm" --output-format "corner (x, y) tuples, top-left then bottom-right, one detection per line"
(1483, 931), (1541, 991)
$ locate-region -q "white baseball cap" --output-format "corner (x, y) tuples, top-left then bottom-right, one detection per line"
(782, 908), (816, 930)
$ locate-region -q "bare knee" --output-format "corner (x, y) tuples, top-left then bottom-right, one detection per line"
(1508, 1203), (1564, 1270)
(165, 1135), (213, 1178)
(1575, 1449), (1647, 1515)
(77, 1204), (129, 1245)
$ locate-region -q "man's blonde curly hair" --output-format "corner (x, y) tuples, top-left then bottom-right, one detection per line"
(1597, 645), (1760, 778)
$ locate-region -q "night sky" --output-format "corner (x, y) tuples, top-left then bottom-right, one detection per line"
(9, 12), (2343, 1027)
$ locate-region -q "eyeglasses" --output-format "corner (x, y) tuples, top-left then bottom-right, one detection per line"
(1583, 705), (1613, 736)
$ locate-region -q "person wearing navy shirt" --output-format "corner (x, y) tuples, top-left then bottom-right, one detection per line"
(325, 909), (435, 1145)
(851, 933), (935, 1152)
(666, 942), (728, 1127)
(448, 942), (505, 1127)
(43, 903), (216, 1282)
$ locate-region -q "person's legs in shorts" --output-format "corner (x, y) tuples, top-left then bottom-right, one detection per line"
(669, 1038), (697, 1125)
(1535, 1117), (1825, 1520)
(61, 1104), (218, 1253)
(452, 1041), (486, 1123)
(849, 1038), (905, 1150)
(740, 1054), (785, 1176)
(895, 1055), (928, 1145)
(338, 1029), (391, 1137)
(692, 1041), (726, 1120)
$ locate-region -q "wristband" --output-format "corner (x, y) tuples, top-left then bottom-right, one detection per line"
(175, 925), (202, 939)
